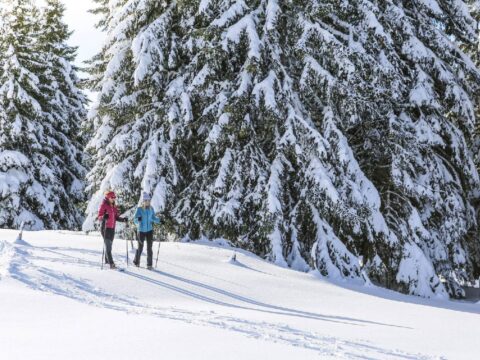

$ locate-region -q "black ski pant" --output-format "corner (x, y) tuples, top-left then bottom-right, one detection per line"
(103, 227), (115, 265)
(135, 231), (153, 267)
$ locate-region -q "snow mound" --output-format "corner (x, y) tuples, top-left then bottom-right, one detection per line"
(14, 237), (31, 247)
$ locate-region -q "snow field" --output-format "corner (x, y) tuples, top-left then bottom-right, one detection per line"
(0, 230), (479, 359)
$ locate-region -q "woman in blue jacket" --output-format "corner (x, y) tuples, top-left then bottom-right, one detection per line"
(133, 192), (160, 269)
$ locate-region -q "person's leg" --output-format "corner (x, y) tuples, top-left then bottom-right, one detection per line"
(104, 228), (115, 265)
(100, 222), (105, 239)
(103, 228), (110, 263)
(135, 232), (145, 265)
(146, 231), (153, 267)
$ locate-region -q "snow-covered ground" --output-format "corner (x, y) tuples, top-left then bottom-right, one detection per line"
(0, 230), (478, 359)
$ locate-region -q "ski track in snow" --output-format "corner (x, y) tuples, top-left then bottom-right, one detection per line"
(1, 238), (443, 360)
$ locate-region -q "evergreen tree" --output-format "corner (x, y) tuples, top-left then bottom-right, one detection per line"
(83, 0), (181, 230)
(0, 0), (87, 230)
(84, 0), (480, 298)
(38, 0), (88, 225)
(320, 0), (480, 297)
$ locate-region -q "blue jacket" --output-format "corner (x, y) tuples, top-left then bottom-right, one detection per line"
(134, 206), (160, 233)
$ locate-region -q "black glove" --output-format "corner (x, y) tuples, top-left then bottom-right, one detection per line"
(137, 217), (142, 222)
(103, 213), (109, 220)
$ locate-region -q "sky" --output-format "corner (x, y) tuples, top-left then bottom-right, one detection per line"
(60, 0), (104, 67)
(35, 0), (105, 100)
(34, 0), (104, 66)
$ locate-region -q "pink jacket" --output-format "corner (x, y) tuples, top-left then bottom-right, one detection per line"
(98, 199), (121, 229)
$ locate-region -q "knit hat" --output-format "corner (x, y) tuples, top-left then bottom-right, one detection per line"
(105, 191), (116, 200)
(142, 192), (151, 201)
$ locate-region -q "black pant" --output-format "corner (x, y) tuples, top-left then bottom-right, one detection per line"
(135, 231), (153, 266)
(103, 228), (115, 265)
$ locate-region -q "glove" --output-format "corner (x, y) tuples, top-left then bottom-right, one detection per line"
(103, 213), (109, 220)
(137, 217), (142, 222)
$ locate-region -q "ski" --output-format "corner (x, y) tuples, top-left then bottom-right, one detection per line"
(102, 267), (125, 272)
(132, 265), (154, 271)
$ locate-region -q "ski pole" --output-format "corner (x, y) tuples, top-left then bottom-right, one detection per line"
(100, 217), (107, 270)
(101, 241), (106, 270)
(126, 229), (129, 267)
(134, 227), (140, 253)
(155, 235), (161, 269)
(130, 222), (136, 250)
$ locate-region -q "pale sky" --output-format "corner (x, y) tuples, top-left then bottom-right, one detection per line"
(35, 0), (105, 100)
(35, 0), (104, 66)
(64, 0), (104, 68)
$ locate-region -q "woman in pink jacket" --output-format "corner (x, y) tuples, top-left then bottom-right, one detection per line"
(98, 191), (128, 269)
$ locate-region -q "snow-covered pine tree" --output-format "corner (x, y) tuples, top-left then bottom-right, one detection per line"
(300, 0), (480, 297)
(84, 0), (394, 284)
(84, 0), (480, 297)
(466, 0), (480, 280)
(88, 0), (112, 31)
(169, 0), (398, 282)
(37, 0), (88, 226)
(0, 0), (87, 230)
(383, 0), (480, 298)
(83, 0), (183, 231)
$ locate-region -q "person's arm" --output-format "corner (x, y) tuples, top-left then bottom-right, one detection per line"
(133, 208), (141, 226)
(115, 207), (128, 223)
(98, 202), (107, 221)
(116, 215), (129, 226)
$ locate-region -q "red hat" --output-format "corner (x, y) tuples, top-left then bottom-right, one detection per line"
(105, 191), (116, 199)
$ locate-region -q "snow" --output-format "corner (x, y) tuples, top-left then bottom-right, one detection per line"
(417, 0), (443, 15)
(0, 229), (479, 359)
(252, 70), (278, 110)
(265, 0), (280, 30)
(266, 157), (283, 214)
(198, 0), (213, 14)
(311, 207), (360, 280)
(409, 69), (439, 108)
(401, 36), (433, 61)
(212, 1), (248, 27)
(222, 14), (261, 59)
(362, 6), (390, 42)
(0, 150), (29, 168)
(397, 242), (448, 299)
(214, 148), (233, 190)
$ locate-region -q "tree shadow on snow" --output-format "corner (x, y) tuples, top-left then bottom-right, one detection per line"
(124, 269), (411, 329)
(12, 242), (416, 329)
(321, 275), (480, 316)
(6, 243), (434, 359)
